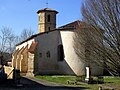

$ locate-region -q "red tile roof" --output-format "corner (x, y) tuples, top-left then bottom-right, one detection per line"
(58, 20), (90, 30)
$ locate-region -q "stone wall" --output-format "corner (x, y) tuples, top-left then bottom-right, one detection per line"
(20, 45), (28, 73)
(38, 11), (57, 33)
(4, 66), (14, 79)
(35, 30), (59, 74)
(26, 52), (35, 76)
(38, 12), (45, 33)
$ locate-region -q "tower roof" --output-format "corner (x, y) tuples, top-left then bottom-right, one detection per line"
(37, 8), (58, 14)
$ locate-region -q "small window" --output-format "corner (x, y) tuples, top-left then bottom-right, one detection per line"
(47, 15), (50, 22)
(58, 45), (64, 61)
(48, 27), (50, 31)
(39, 16), (40, 21)
(39, 53), (42, 58)
(46, 51), (50, 58)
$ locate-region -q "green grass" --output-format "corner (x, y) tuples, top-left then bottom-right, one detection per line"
(36, 75), (76, 84)
(103, 76), (120, 88)
(104, 76), (120, 83)
(35, 75), (120, 90)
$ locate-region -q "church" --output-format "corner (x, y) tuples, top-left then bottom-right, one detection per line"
(12, 8), (103, 76)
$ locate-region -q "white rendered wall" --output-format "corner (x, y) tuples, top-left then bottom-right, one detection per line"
(59, 31), (85, 75)
(59, 30), (103, 76)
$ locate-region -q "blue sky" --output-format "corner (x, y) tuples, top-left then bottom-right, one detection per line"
(0, 0), (83, 35)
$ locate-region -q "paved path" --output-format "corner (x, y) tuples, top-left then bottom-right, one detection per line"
(0, 76), (88, 90)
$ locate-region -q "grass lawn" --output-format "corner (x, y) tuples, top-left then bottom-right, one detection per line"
(36, 75), (120, 90)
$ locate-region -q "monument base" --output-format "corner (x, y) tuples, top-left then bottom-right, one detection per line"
(85, 78), (90, 81)
(85, 77), (93, 84)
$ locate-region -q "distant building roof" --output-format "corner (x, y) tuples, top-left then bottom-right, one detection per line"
(37, 8), (58, 14)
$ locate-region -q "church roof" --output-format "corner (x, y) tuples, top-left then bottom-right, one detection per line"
(37, 8), (58, 14)
(16, 20), (88, 46)
(58, 20), (80, 30)
(58, 20), (89, 30)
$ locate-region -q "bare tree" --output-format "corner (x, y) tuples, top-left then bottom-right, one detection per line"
(20, 28), (34, 42)
(0, 27), (17, 65)
(74, 0), (120, 76)
(0, 27), (16, 53)
(0, 27), (34, 65)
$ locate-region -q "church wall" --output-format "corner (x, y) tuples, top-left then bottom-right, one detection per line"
(13, 31), (103, 76)
(87, 29), (103, 76)
(38, 12), (45, 33)
(59, 30), (103, 76)
(13, 30), (103, 76)
(59, 31), (85, 76)
(35, 30), (59, 74)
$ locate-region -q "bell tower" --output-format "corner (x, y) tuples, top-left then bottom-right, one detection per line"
(37, 8), (58, 33)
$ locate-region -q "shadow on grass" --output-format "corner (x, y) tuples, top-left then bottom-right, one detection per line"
(0, 77), (89, 90)
(103, 81), (114, 84)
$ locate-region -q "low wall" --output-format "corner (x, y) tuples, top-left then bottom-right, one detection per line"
(4, 66), (14, 79)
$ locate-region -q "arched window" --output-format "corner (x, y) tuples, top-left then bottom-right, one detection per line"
(58, 45), (64, 61)
(47, 15), (50, 22)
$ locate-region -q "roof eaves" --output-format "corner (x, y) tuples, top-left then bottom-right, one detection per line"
(37, 8), (58, 14)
